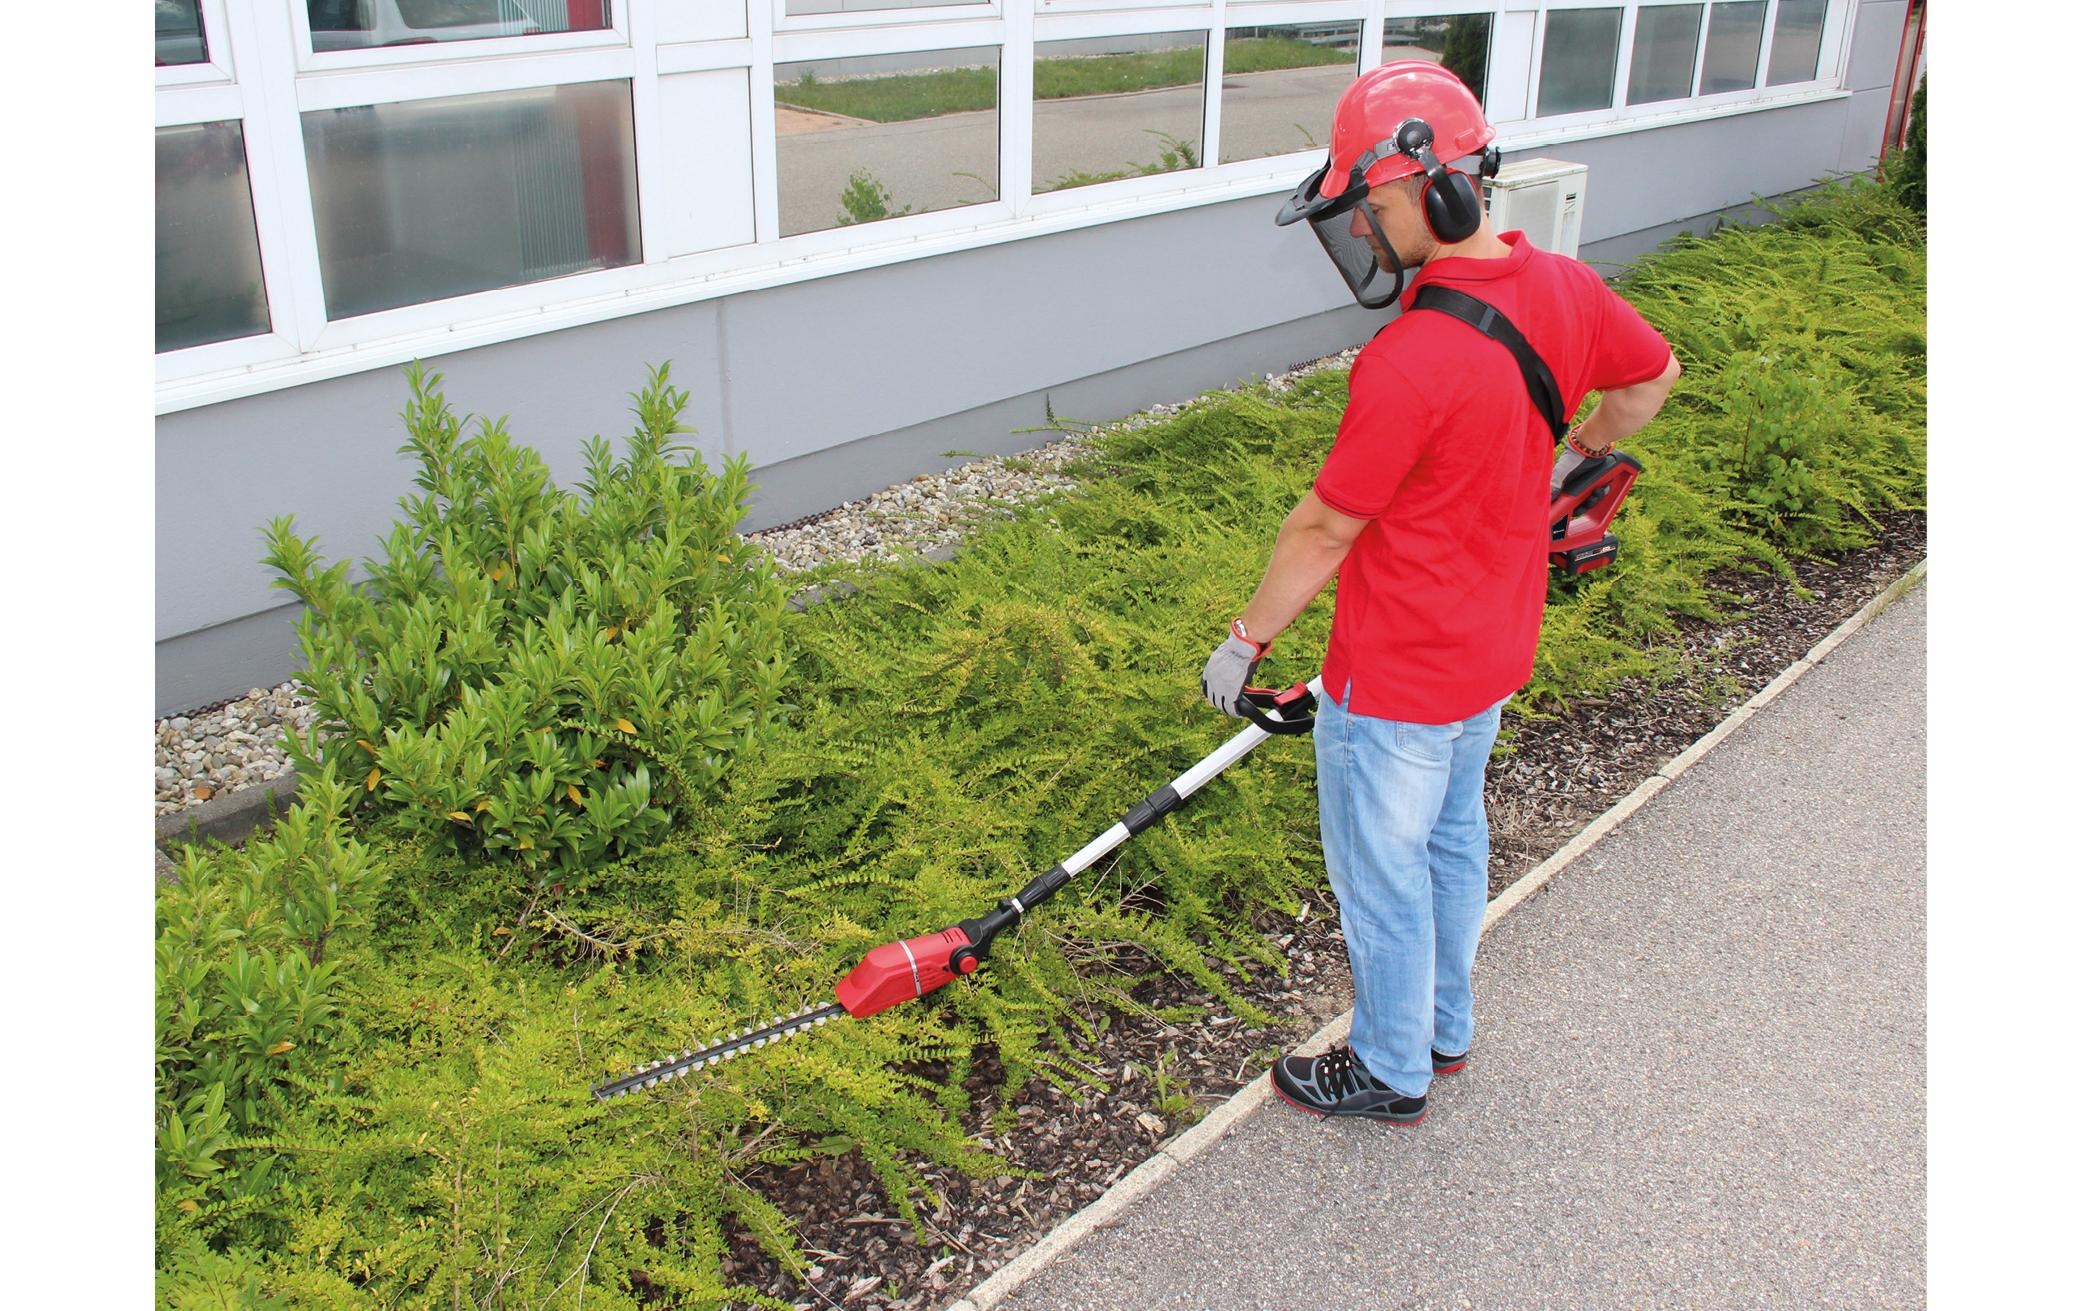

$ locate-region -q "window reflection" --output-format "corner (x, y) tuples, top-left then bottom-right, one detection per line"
(301, 82), (639, 319)
(1766, 0), (1827, 85)
(785, 0), (981, 14)
(1034, 32), (1206, 194)
(1219, 23), (1360, 165)
(157, 121), (270, 352)
(306, 1), (612, 53)
(1627, 4), (1704, 105)
(774, 48), (1001, 237)
(1700, 1), (1766, 93)
(156, 0), (209, 66)
(1381, 13), (1493, 105)
(1537, 8), (1622, 116)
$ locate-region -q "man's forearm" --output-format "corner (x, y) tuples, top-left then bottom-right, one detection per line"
(1574, 353), (1681, 452)
(1237, 512), (1355, 645)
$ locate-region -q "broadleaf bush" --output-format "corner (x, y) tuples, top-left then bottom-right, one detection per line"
(263, 363), (790, 875)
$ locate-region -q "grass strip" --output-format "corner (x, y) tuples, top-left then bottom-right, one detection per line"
(777, 39), (1352, 123)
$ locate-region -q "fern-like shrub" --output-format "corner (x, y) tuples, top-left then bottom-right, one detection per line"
(263, 364), (790, 875)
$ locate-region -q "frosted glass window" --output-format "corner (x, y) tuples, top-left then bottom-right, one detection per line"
(1034, 32), (1206, 194)
(1766, 0), (1828, 85)
(156, 0), (209, 66)
(156, 121), (270, 352)
(1537, 8), (1622, 116)
(774, 48), (1001, 238)
(1700, 1), (1766, 93)
(301, 82), (640, 319)
(306, 1), (612, 53)
(1218, 23), (1361, 165)
(1627, 5), (1704, 105)
(1381, 13), (1494, 105)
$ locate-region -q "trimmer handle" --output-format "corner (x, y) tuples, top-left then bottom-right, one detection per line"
(1239, 680), (1319, 735)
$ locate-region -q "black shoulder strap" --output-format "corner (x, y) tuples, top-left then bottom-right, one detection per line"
(1409, 285), (1568, 442)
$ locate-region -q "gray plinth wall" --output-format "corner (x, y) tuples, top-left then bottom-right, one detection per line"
(154, 0), (1913, 715)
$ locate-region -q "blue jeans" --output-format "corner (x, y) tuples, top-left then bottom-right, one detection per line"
(1314, 685), (1505, 1098)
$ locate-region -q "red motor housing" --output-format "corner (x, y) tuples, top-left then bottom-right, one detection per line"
(1550, 452), (1642, 575)
(834, 925), (978, 1017)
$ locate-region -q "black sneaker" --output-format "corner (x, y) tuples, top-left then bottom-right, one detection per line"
(1432, 1047), (1469, 1076)
(1271, 1045), (1426, 1124)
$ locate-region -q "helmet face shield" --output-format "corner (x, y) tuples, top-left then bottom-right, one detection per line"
(1277, 160), (1406, 309)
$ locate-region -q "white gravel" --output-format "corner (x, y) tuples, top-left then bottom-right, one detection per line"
(152, 348), (1363, 818)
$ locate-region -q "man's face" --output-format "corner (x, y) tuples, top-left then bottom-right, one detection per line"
(1348, 182), (1435, 271)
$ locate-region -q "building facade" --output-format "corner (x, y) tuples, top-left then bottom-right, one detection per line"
(155, 0), (1921, 714)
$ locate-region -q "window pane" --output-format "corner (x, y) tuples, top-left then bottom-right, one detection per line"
(1627, 4), (1703, 105)
(1766, 0), (1828, 85)
(774, 48), (1001, 238)
(1034, 32), (1206, 194)
(1537, 8), (1622, 116)
(156, 0), (209, 66)
(1218, 23), (1361, 165)
(157, 121), (270, 352)
(1700, 1), (1765, 93)
(785, 0), (981, 13)
(302, 82), (640, 320)
(1382, 13), (1494, 105)
(307, 1), (612, 53)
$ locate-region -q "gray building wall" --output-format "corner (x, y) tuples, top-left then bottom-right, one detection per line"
(154, 0), (1913, 715)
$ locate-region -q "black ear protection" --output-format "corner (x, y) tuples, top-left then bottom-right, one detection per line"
(1394, 118), (1488, 244)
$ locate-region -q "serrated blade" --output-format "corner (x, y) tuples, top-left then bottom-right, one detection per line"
(592, 1001), (848, 1100)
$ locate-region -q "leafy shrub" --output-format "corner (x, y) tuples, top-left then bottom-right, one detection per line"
(1884, 75), (1927, 214)
(263, 364), (790, 875)
(156, 768), (376, 1254)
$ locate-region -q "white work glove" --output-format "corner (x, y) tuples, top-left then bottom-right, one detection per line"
(1552, 428), (1613, 496)
(1201, 620), (1271, 717)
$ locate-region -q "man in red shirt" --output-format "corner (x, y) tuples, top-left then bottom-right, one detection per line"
(1202, 62), (1680, 1125)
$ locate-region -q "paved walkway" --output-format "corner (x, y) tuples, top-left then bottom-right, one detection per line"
(988, 581), (1927, 1310)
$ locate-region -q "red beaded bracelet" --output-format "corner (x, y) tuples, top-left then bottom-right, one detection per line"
(1566, 425), (1614, 459)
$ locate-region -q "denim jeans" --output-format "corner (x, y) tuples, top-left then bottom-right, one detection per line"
(1314, 684), (1506, 1098)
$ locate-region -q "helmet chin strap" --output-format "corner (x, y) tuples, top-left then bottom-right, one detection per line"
(1355, 198), (1409, 309)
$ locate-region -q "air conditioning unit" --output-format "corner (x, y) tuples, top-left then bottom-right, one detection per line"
(1482, 158), (1589, 259)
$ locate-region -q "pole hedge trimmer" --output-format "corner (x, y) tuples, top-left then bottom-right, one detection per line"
(591, 453), (1643, 1100)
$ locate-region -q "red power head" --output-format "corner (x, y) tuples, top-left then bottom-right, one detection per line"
(834, 925), (975, 1017)
(1550, 452), (1643, 575)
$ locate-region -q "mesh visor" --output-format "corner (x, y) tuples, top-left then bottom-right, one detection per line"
(1275, 162), (1407, 310)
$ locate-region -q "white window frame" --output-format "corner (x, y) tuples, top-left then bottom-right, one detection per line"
(290, 0), (632, 73)
(775, 1), (1003, 36)
(156, 0), (240, 88)
(156, 0), (1860, 413)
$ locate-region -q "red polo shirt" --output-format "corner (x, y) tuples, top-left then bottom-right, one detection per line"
(1313, 231), (1672, 723)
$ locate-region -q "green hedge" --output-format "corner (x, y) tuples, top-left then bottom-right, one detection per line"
(156, 177), (1924, 1307)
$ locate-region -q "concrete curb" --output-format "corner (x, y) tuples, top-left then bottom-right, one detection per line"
(947, 558), (1927, 1311)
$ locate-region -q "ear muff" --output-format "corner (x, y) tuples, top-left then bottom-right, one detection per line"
(1394, 117), (1483, 244)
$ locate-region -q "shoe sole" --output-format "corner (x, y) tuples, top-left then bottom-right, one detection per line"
(1432, 1056), (1468, 1076)
(1271, 1081), (1427, 1126)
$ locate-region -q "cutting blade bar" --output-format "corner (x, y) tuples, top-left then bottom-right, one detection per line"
(592, 1001), (849, 1100)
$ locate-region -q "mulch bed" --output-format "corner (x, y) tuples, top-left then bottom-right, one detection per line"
(721, 511), (1927, 1310)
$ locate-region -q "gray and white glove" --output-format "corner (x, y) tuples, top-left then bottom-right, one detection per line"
(1551, 444), (1592, 497)
(1201, 620), (1271, 717)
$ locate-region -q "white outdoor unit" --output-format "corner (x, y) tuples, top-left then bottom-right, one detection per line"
(1482, 158), (1589, 259)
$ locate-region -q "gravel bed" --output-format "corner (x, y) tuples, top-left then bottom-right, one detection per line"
(151, 348), (1363, 818)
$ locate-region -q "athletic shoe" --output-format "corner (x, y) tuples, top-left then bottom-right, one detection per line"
(1432, 1047), (1469, 1076)
(1270, 1044), (1426, 1124)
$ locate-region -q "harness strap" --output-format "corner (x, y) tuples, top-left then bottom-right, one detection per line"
(1409, 285), (1569, 442)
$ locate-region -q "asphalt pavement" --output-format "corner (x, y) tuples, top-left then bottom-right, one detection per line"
(985, 581), (1927, 1310)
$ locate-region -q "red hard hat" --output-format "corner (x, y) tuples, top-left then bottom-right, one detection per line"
(1317, 60), (1495, 203)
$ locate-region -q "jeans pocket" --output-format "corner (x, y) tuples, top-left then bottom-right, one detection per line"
(1395, 720), (1460, 764)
